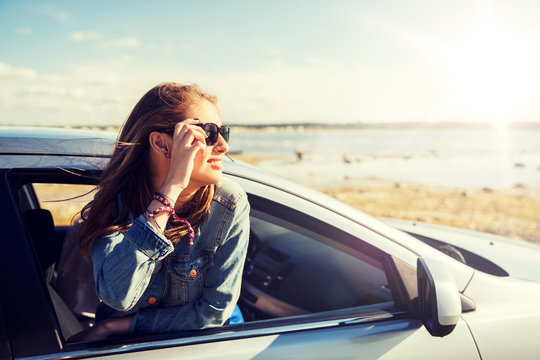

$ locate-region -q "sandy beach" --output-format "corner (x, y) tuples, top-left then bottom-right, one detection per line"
(231, 153), (540, 244)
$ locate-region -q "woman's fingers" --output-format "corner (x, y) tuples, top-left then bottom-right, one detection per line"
(173, 119), (207, 148)
(162, 119), (206, 191)
(173, 118), (205, 136)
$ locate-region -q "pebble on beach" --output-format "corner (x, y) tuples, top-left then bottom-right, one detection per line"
(343, 155), (352, 164)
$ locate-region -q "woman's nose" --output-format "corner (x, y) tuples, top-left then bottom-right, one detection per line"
(213, 134), (229, 153)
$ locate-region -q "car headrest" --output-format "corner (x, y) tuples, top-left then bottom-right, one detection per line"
(23, 209), (58, 273)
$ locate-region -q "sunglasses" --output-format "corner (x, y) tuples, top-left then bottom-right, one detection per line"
(195, 123), (230, 146)
(164, 123), (230, 146)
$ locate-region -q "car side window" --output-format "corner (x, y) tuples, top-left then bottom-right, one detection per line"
(24, 182), (99, 338)
(240, 209), (396, 321)
(32, 183), (96, 228)
(15, 177), (402, 351)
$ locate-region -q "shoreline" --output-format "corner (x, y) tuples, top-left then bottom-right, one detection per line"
(229, 153), (540, 191)
(230, 154), (540, 244)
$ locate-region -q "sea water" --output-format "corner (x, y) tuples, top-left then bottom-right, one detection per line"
(229, 127), (540, 189)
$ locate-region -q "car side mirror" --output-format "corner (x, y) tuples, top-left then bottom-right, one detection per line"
(417, 257), (462, 337)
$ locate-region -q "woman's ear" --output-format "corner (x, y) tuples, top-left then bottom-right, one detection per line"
(148, 131), (171, 158)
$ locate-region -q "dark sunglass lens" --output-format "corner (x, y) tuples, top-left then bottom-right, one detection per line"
(220, 125), (230, 143)
(203, 123), (219, 145)
(196, 123), (229, 145)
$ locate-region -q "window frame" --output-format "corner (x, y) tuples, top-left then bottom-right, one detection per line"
(2, 169), (64, 357)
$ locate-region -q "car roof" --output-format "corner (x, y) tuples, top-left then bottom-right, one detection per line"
(0, 127), (116, 170)
(0, 127), (117, 157)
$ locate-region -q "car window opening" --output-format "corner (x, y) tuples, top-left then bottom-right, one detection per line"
(11, 170), (402, 346)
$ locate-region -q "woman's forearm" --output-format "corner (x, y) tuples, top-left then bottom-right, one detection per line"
(69, 315), (133, 342)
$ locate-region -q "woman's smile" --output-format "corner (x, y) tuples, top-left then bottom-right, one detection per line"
(208, 157), (224, 170)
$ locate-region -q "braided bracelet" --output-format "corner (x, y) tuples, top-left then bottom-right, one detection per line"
(153, 192), (175, 208)
(145, 208), (165, 234)
(146, 205), (195, 247)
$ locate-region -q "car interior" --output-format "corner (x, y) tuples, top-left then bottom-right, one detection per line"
(9, 169), (402, 346)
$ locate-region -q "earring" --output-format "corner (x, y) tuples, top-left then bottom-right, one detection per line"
(165, 153), (170, 158)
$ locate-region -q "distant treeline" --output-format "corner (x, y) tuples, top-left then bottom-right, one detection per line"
(227, 121), (540, 129)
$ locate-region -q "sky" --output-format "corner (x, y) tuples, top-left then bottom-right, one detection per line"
(1, 0), (540, 127)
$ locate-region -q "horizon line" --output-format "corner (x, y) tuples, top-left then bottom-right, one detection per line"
(6, 121), (539, 130)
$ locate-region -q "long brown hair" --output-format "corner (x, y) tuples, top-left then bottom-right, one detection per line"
(79, 83), (217, 258)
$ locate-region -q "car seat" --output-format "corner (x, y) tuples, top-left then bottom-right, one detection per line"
(23, 209), (84, 340)
(22, 209), (61, 284)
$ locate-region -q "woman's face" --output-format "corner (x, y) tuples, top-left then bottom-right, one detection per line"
(187, 100), (229, 188)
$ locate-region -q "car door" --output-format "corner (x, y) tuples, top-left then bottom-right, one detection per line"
(1, 169), (480, 359)
(76, 181), (480, 360)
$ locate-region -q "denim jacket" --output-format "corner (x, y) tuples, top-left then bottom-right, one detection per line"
(91, 178), (250, 334)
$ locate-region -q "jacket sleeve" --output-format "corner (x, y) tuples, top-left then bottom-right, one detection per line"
(129, 195), (250, 334)
(91, 215), (174, 311)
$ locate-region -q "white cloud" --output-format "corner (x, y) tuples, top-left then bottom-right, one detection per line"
(0, 60), (429, 126)
(145, 41), (187, 52)
(0, 61), (139, 126)
(14, 27), (32, 35)
(71, 33), (143, 53)
(97, 37), (141, 50)
(71, 31), (102, 42)
(1, 57), (540, 127)
(0, 63), (36, 79)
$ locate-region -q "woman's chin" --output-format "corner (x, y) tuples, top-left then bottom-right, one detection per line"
(191, 173), (223, 188)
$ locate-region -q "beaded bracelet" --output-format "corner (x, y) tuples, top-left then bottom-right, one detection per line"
(146, 205), (195, 247)
(153, 192), (175, 208)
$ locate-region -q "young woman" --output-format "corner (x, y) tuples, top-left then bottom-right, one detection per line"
(76, 83), (250, 340)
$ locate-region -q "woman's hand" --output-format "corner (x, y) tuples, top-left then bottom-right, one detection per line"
(145, 119), (207, 233)
(160, 119), (207, 197)
(68, 316), (133, 343)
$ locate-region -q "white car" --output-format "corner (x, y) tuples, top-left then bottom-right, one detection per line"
(1, 127), (539, 359)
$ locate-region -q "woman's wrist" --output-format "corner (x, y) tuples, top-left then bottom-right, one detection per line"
(146, 182), (184, 235)
(157, 182), (184, 203)
(146, 200), (173, 234)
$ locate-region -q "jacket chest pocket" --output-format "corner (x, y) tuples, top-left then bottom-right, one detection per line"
(164, 252), (213, 306)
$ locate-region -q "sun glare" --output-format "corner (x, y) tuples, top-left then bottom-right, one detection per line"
(377, 5), (540, 126)
(445, 22), (536, 126)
